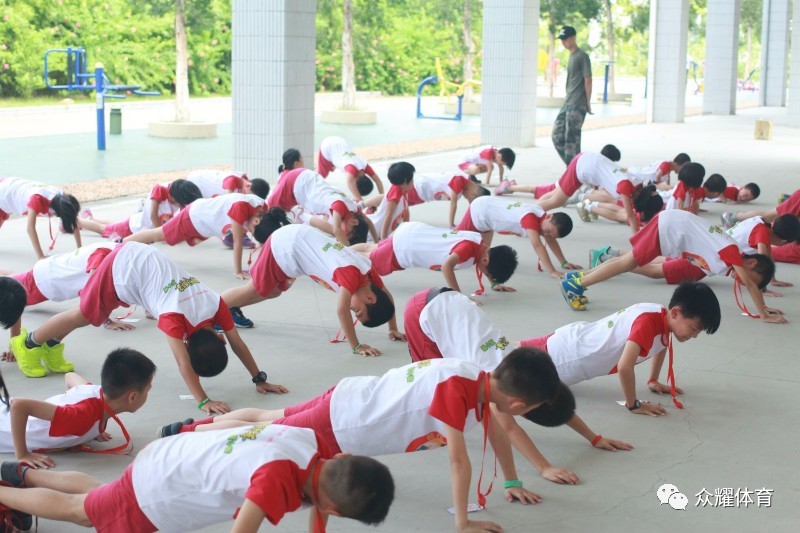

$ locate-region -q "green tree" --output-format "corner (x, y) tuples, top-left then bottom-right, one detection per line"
(740, 0), (761, 80)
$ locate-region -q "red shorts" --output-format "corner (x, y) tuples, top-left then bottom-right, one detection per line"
(161, 207), (206, 246)
(404, 289), (443, 362)
(369, 237), (402, 276)
(249, 237), (292, 298)
(455, 207), (479, 232)
(0, 209), (9, 229)
(661, 257), (707, 284)
(776, 189), (800, 217)
(101, 219), (133, 239)
(533, 184), (556, 199)
(556, 153), (583, 196)
(275, 386), (341, 454)
(457, 161), (474, 172)
(772, 242), (800, 264)
(84, 464), (156, 533)
(519, 333), (553, 352)
(11, 270), (47, 305)
(317, 151), (334, 178)
(79, 244), (128, 327)
(629, 214), (662, 266)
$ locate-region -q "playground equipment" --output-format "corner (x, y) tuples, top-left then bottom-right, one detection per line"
(416, 58), (481, 121)
(44, 46), (159, 150)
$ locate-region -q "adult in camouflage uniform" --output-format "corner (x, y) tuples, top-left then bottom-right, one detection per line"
(552, 26), (593, 166)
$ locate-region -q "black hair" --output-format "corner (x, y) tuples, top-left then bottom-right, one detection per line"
(633, 184), (664, 222)
(703, 173), (727, 194)
(498, 147), (515, 169)
(677, 162), (705, 189)
(0, 367), (9, 409)
(324, 455), (394, 525)
(468, 175), (481, 183)
(492, 346), (560, 405)
(50, 193), (80, 234)
(550, 212), (573, 237)
(253, 207), (291, 244)
(772, 214), (800, 243)
(522, 382), (575, 427)
(600, 144), (621, 162)
(348, 213), (369, 245)
(743, 182), (760, 199)
(278, 148), (302, 173)
(168, 179), (202, 207)
(356, 175), (374, 197)
(187, 328), (228, 377)
(0, 277), (27, 329)
(100, 348), (157, 400)
(387, 162), (415, 185)
(668, 281), (721, 334)
(742, 253), (776, 290)
(249, 178), (269, 199)
(361, 283), (395, 328)
(477, 186), (491, 197)
(487, 245), (519, 284)
(673, 153), (691, 165)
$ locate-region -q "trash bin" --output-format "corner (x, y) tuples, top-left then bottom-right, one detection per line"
(110, 108), (122, 135)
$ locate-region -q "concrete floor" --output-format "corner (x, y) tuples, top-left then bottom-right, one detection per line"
(1, 106), (798, 532)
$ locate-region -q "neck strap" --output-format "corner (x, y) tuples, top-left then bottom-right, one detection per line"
(476, 372), (496, 508)
(662, 311), (683, 409)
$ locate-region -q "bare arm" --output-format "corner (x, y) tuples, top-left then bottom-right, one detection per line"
(72, 227), (82, 248)
(364, 216), (380, 243)
(441, 252), (464, 293)
(10, 398), (58, 467)
(381, 200), (398, 240)
(64, 372), (89, 389)
(584, 77), (593, 113)
(449, 195), (459, 227)
(367, 169), (385, 194)
(231, 221), (247, 279)
(165, 335), (230, 414)
(733, 264), (787, 323)
(230, 499), (267, 533)
(330, 210), (347, 245)
(489, 406), (543, 503)
(564, 413), (634, 451)
(337, 289), (377, 356)
(123, 227), (165, 244)
(620, 194), (640, 234)
(527, 229), (559, 278)
(618, 340), (666, 416)
(224, 327), (288, 394)
(149, 199), (161, 228)
(27, 210), (45, 259)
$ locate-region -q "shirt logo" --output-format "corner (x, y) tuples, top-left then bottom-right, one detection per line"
(480, 336), (510, 352)
(162, 276), (200, 293)
(406, 360), (431, 382)
(223, 423), (268, 454)
(322, 242), (345, 252)
(505, 202), (521, 209)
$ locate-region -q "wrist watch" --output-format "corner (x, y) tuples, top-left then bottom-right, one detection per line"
(626, 399), (641, 411)
(252, 370), (268, 384)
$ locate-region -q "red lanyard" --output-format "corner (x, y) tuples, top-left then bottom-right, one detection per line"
(475, 372), (496, 508)
(330, 318), (358, 343)
(312, 456), (327, 533)
(472, 244), (489, 295)
(662, 312), (683, 409)
(733, 277), (760, 318)
(47, 213), (59, 251)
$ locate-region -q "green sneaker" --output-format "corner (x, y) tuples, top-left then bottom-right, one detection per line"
(589, 246), (611, 269)
(41, 342), (75, 373)
(9, 330), (47, 378)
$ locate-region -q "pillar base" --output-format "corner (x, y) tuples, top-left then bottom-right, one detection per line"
(320, 109), (377, 125)
(148, 121), (218, 139)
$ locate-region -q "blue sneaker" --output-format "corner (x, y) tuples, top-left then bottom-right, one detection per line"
(564, 272), (588, 304)
(589, 246), (611, 269)
(230, 307), (254, 328)
(559, 279), (586, 311)
(778, 193), (790, 204)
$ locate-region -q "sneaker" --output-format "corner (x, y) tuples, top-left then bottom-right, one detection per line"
(8, 331), (47, 378)
(221, 232), (234, 249)
(564, 272), (588, 304)
(494, 179), (512, 196)
(589, 246), (611, 269)
(576, 200), (591, 222)
(40, 342), (74, 373)
(0, 489), (33, 533)
(156, 418), (194, 438)
(720, 211), (737, 229)
(778, 193), (790, 204)
(230, 307), (254, 328)
(589, 204), (598, 221)
(80, 209), (94, 220)
(559, 280), (586, 311)
(242, 234), (256, 249)
(0, 461), (32, 488)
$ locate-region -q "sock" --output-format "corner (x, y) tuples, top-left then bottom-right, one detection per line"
(599, 248), (621, 262)
(179, 417), (215, 433)
(24, 332), (42, 349)
(45, 339), (61, 348)
(586, 201), (599, 213)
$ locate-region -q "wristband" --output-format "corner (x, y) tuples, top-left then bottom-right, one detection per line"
(491, 282), (499, 290)
(503, 480), (523, 489)
(647, 378), (658, 385)
(591, 434), (603, 446)
(561, 260), (569, 268)
(198, 397), (211, 410)
(352, 343), (362, 354)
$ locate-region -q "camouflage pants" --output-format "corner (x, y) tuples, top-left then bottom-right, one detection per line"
(552, 105), (587, 165)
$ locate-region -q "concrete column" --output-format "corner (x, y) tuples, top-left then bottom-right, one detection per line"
(703, 0), (740, 115)
(646, 0), (689, 123)
(788, 0), (800, 125)
(232, 0), (316, 182)
(759, 0), (790, 106)
(480, 0), (539, 147)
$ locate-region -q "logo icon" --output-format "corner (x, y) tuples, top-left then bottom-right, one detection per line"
(657, 483), (687, 511)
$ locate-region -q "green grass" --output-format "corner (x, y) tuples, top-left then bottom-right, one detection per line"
(0, 92), (231, 108)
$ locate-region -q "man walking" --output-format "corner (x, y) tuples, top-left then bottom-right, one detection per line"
(552, 25), (592, 166)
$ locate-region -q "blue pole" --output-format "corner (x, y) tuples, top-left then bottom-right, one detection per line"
(95, 63), (105, 151)
(603, 64), (610, 104)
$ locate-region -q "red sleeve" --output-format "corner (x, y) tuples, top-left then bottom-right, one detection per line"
(150, 184), (170, 202)
(616, 180), (635, 197)
(49, 398), (104, 437)
(428, 375), (477, 431)
(386, 185), (404, 203)
(227, 202), (257, 226)
(343, 164), (359, 177)
(86, 247), (113, 272)
(658, 161), (672, 175)
(368, 270), (385, 289)
(157, 313), (188, 339)
(479, 147), (495, 161)
(26, 194), (51, 215)
(242, 461), (304, 526)
(519, 212), (542, 232)
(449, 240), (482, 264)
(157, 299), (233, 338)
(330, 200), (351, 219)
(719, 244), (743, 267)
(448, 176), (468, 194)
(673, 182), (687, 200)
(694, 188), (706, 202)
(214, 299), (236, 332)
(723, 186), (739, 201)
(222, 176), (243, 192)
(364, 164), (377, 178)
(627, 312), (666, 356)
(748, 224), (771, 249)
(332, 265), (365, 294)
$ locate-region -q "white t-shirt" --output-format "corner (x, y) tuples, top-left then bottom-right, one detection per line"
(658, 186), (677, 210)
(458, 145), (494, 166)
(657, 210), (741, 276)
(187, 169), (247, 198)
(294, 169), (357, 216)
(32, 242), (116, 301)
(626, 161), (671, 186)
(392, 222), (483, 271)
(420, 291), (509, 370)
(546, 303), (669, 385)
(468, 196), (544, 237)
(725, 216), (766, 255)
(319, 136), (368, 172)
(111, 242), (221, 327)
(0, 177), (61, 215)
(0, 385), (105, 452)
(132, 424), (321, 532)
(576, 152), (638, 199)
(413, 173), (459, 202)
(330, 358), (485, 455)
(188, 193), (263, 239)
(367, 194), (407, 241)
(129, 182), (181, 233)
